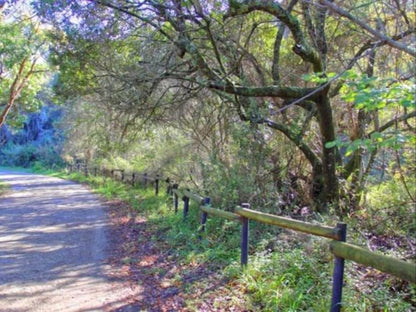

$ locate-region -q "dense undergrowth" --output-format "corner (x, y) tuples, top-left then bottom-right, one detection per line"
(34, 168), (415, 312)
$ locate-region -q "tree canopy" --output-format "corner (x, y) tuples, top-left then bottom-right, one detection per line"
(0, 1), (50, 128)
(31, 0), (415, 215)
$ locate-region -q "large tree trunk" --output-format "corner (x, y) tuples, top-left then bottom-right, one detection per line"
(315, 93), (340, 213)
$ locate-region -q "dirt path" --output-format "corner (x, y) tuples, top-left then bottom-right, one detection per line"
(0, 170), (141, 312)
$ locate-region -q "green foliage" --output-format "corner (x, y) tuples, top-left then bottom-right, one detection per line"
(0, 15), (50, 125)
(237, 246), (331, 311)
(326, 73), (415, 156)
(0, 142), (63, 168)
(340, 72), (416, 111)
(302, 72), (337, 84)
(0, 105), (64, 169)
(0, 143), (36, 167)
(360, 175), (416, 237)
(199, 122), (280, 210)
(49, 35), (98, 98)
(343, 272), (415, 312)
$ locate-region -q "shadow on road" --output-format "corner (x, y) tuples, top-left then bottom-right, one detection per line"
(0, 171), (141, 312)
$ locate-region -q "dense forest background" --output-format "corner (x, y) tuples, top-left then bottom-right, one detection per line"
(0, 0), (415, 310)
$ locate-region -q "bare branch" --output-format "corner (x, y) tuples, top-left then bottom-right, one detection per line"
(369, 110), (416, 136)
(321, 0), (416, 57)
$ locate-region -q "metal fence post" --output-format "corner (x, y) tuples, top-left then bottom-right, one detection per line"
(155, 174), (160, 196)
(330, 223), (347, 312)
(166, 178), (171, 195)
(183, 188), (190, 221)
(143, 173), (148, 187)
(121, 170), (125, 182)
(173, 184), (179, 213)
(241, 203), (250, 267)
(199, 197), (210, 239)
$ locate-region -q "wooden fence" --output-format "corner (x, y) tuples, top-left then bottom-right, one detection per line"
(67, 162), (416, 312)
(68, 162), (163, 195)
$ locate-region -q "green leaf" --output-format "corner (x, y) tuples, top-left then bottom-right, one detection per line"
(325, 141), (338, 148)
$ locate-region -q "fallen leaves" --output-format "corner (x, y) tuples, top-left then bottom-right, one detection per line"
(104, 198), (250, 311)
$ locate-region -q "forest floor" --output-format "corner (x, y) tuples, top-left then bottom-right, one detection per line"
(105, 198), (247, 312)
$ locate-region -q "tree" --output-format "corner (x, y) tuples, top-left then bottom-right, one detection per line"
(0, 2), (50, 128)
(34, 0), (415, 215)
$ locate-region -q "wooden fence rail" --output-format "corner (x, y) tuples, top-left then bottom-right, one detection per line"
(200, 205), (240, 221)
(235, 206), (340, 240)
(330, 240), (416, 283)
(66, 162), (415, 312)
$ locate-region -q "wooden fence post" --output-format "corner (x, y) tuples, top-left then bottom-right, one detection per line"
(132, 173), (136, 186)
(330, 223), (347, 312)
(199, 197), (210, 239)
(240, 203), (250, 267)
(183, 188), (190, 220)
(172, 184), (179, 213)
(155, 174), (160, 196)
(94, 167), (97, 176)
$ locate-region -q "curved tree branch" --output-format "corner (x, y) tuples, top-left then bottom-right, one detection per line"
(209, 82), (319, 99)
(226, 0), (323, 72)
(272, 0), (298, 83)
(369, 110), (416, 136)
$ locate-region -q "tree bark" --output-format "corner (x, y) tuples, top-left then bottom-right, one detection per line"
(0, 56), (38, 128)
(315, 93), (339, 212)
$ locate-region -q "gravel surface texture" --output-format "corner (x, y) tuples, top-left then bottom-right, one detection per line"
(0, 170), (141, 312)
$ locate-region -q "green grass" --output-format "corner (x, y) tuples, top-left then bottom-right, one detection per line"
(37, 168), (415, 311)
(0, 166), (27, 195)
(0, 180), (9, 196)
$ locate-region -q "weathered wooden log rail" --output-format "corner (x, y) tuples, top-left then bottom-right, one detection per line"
(67, 162), (416, 312)
(330, 241), (415, 283)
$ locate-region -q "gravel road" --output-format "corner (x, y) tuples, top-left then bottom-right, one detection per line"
(0, 170), (141, 312)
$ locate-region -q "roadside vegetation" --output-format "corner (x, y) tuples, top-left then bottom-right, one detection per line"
(51, 169), (415, 311)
